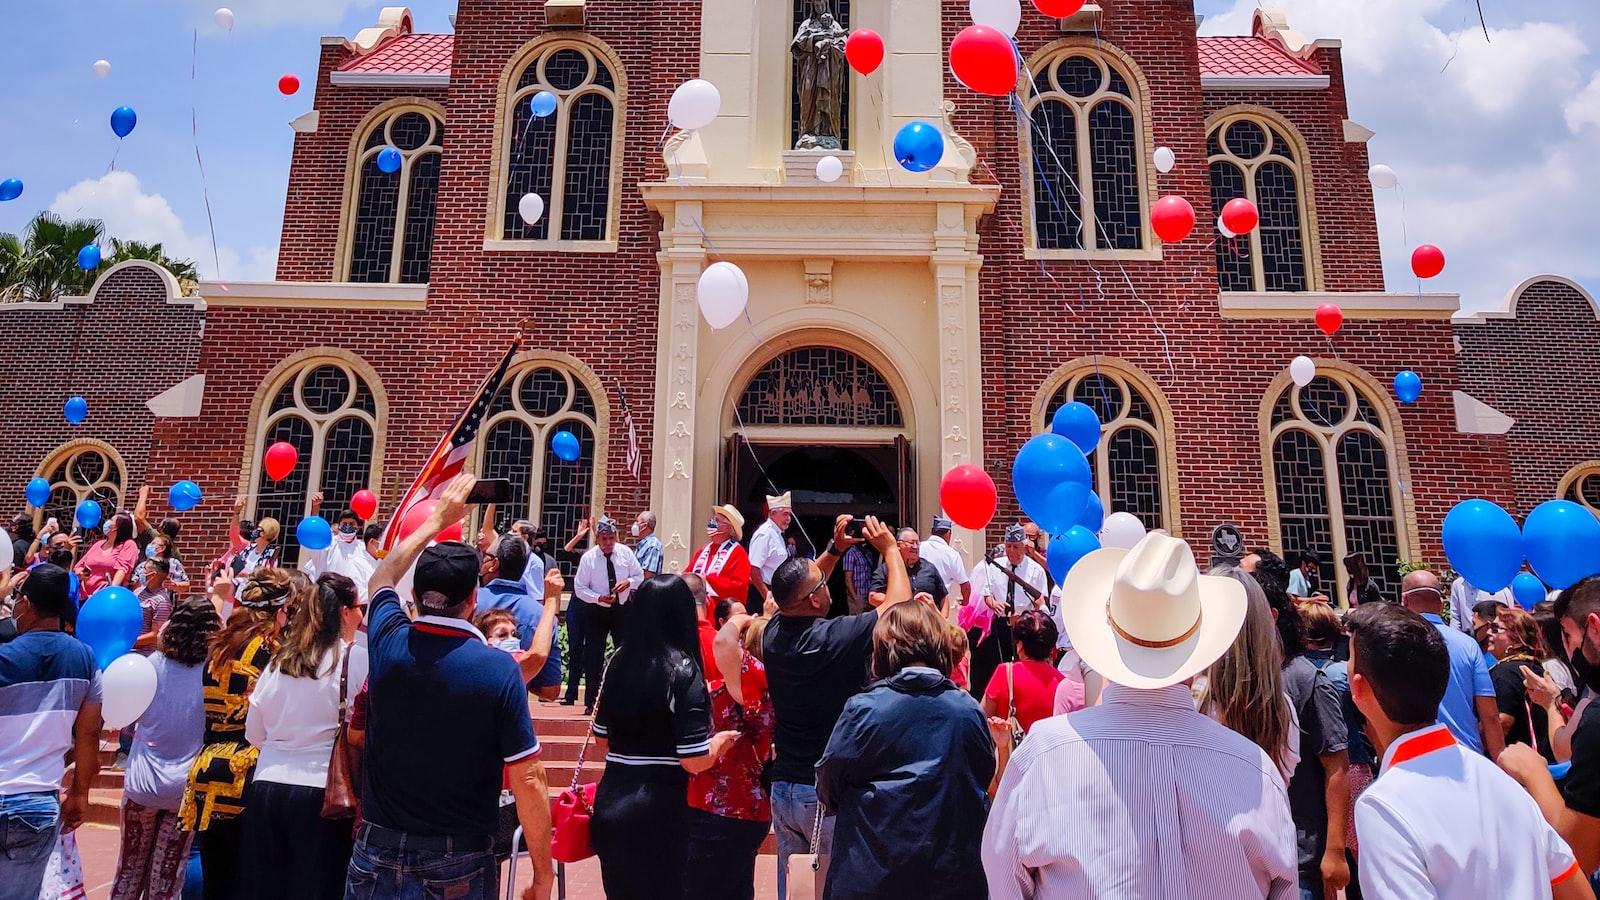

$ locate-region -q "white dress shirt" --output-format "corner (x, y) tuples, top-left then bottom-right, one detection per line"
(573, 543), (644, 605)
(1448, 579), (1514, 633)
(969, 554), (1049, 615)
(983, 682), (1297, 899)
(246, 641), (369, 789)
(747, 518), (788, 584)
(299, 537), (377, 604)
(1355, 724), (1579, 899)
(920, 536), (970, 621)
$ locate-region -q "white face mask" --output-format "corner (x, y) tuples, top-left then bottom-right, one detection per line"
(494, 637), (521, 654)
(630, 523), (642, 537)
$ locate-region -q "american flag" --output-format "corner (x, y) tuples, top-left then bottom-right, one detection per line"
(379, 339), (520, 552)
(615, 378), (642, 480)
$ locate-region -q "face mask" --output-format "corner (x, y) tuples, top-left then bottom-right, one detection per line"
(1572, 633), (1600, 694)
(145, 544), (159, 559)
(337, 525), (358, 543)
(630, 523), (642, 537)
(494, 638), (521, 655)
(706, 518), (719, 531)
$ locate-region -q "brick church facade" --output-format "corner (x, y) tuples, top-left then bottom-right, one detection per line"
(9, 2), (1587, 601)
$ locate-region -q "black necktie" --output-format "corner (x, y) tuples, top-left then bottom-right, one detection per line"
(1008, 566), (1020, 614)
(604, 552), (618, 596)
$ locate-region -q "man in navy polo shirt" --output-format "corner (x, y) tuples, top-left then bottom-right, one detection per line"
(478, 533), (562, 699)
(351, 475), (553, 900)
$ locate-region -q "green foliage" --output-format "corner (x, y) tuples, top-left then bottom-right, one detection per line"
(1398, 559), (1457, 624)
(0, 213), (200, 302)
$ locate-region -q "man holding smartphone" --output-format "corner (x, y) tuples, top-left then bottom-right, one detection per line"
(572, 517), (643, 715)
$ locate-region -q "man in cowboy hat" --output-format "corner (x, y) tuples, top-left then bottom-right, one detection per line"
(684, 505), (751, 604)
(748, 492), (794, 604)
(982, 532), (1297, 899)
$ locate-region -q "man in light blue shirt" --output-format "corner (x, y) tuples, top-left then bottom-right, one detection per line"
(1401, 569), (1504, 758)
(631, 511), (663, 578)
(477, 534), (562, 698)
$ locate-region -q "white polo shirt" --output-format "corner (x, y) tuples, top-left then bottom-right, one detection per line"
(747, 518), (789, 585)
(1355, 723), (1580, 899)
(919, 535), (969, 621)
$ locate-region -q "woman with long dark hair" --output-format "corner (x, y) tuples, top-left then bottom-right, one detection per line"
(179, 569), (292, 900)
(589, 575), (736, 899)
(78, 510), (139, 596)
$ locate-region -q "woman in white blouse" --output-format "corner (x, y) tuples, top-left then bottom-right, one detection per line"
(242, 572), (367, 899)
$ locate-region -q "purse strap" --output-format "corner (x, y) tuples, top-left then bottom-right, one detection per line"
(571, 656), (613, 793)
(1006, 662), (1016, 722)
(336, 642), (352, 724)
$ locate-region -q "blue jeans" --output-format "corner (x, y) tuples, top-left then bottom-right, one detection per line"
(343, 824), (498, 900)
(770, 782), (833, 900)
(0, 792), (61, 900)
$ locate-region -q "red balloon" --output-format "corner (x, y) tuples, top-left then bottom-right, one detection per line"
(263, 441), (299, 482)
(1315, 303), (1344, 337)
(1033, 0), (1087, 15)
(1411, 244), (1445, 279)
(351, 489), (378, 521)
(397, 499), (464, 545)
(949, 25), (1019, 97)
(1220, 197), (1259, 235)
(940, 464), (998, 531)
(845, 29), (885, 76)
(278, 74), (301, 96)
(1150, 195), (1196, 243)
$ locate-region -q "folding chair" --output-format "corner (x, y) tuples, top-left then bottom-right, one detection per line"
(503, 827), (568, 900)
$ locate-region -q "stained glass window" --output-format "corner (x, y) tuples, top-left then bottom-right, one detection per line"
(251, 360), (381, 564)
(1563, 466), (1600, 517)
(1208, 114), (1311, 292)
(502, 42), (621, 244)
(1042, 366), (1171, 531)
(347, 108), (443, 284)
(479, 364), (603, 578)
(737, 347), (903, 428)
(33, 442), (125, 533)
(1023, 50), (1147, 252)
(1267, 372), (1405, 604)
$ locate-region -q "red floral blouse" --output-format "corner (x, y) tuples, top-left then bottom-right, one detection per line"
(688, 652), (774, 822)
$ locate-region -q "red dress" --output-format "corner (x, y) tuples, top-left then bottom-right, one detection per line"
(687, 653), (773, 822)
(684, 539), (751, 604)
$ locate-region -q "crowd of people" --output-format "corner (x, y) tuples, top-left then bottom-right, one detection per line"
(2, 476), (1600, 899)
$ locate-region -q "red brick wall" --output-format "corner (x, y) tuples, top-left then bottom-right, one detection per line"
(1455, 279), (1600, 515)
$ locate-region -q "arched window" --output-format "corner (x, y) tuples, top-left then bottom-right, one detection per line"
(500, 41), (622, 245)
(1041, 365), (1174, 532)
(33, 441), (126, 531)
(1022, 47), (1148, 253)
(478, 362), (604, 576)
(1266, 370), (1408, 604)
(737, 347), (902, 428)
(250, 358), (382, 562)
(1208, 113), (1313, 292)
(345, 106), (444, 284)
(1561, 464), (1600, 518)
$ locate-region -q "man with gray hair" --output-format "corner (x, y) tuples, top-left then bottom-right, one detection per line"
(870, 528), (948, 613)
(631, 510), (662, 579)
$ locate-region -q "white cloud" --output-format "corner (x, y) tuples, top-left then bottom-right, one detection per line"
(182, 0), (383, 30)
(1567, 73), (1600, 132)
(48, 170), (277, 281)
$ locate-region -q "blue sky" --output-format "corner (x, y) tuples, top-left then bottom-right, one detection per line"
(1, 0), (1596, 311)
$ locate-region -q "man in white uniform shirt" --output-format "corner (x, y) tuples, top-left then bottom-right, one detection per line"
(300, 493), (377, 604)
(965, 524), (1049, 699)
(572, 517), (643, 714)
(1448, 576), (1514, 634)
(920, 516), (972, 623)
(747, 491), (793, 604)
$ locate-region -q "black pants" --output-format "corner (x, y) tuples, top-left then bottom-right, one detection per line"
(562, 600), (588, 703)
(582, 603), (622, 711)
(199, 814), (244, 900)
(591, 765), (689, 900)
(684, 807), (769, 900)
(968, 618), (1014, 700)
(239, 779), (354, 900)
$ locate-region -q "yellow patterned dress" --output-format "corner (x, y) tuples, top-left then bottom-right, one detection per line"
(179, 636), (274, 831)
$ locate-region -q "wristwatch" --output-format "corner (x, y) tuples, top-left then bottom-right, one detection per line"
(822, 543), (841, 557)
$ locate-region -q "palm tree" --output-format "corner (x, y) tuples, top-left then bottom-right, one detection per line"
(0, 215), (201, 302)
(109, 239), (201, 295)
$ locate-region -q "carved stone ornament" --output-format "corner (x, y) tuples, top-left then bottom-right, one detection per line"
(804, 259), (834, 305)
(667, 460), (690, 480)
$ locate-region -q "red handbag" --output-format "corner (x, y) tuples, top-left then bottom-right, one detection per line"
(549, 660), (608, 864)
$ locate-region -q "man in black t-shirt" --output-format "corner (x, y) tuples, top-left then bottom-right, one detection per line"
(763, 514), (909, 899)
(868, 528), (947, 613)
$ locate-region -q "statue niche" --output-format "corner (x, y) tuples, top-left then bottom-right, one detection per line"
(791, 0), (848, 150)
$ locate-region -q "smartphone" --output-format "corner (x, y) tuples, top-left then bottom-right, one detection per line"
(466, 479), (513, 505)
(844, 517), (867, 538)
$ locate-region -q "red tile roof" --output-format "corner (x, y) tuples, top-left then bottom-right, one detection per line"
(1196, 36), (1322, 78)
(336, 33), (454, 77)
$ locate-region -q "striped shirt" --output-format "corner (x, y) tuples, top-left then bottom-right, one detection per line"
(0, 631), (102, 795)
(982, 682), (1297, 899)
(634, 534), (663, 577)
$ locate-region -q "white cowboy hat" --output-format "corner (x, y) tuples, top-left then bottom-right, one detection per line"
(711, 505), (745, 541)
(1061, 532), (1247, 690)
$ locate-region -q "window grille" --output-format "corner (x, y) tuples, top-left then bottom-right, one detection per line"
(736, 347), (902, 428)
(347, 109), (443, 283)
(1209, 115), (1311, 292)
(1042, 368), (1171, 531)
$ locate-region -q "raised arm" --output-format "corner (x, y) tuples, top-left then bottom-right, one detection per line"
(716, 614), (753, 705)
(564, 519), (591, 553)
(133, 485), (151, 533)
(517, 567), (564, 692)
(369, 475), (476, 596)
(862, 518), (910, 610)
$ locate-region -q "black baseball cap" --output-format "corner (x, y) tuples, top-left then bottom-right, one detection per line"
(415, 542), (481, 611)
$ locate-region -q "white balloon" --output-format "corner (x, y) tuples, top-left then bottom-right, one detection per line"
(101, 653), (158, 730)
(1100, 512), (1147, 551)
(92, 59), (112, 79)
(1289, 355), (1317, 388)
(1153, 146), (1176, 174)
(517, 193), (545, 225)
(0, 528), (12, 574)
(1368, 164), (1399, 190)
(697, 262), (749, 330)
(816, 155), (844, 183)
(969, 0), (1022, 36)
(668, 79), (722, 131)
(1217, 215), (1236, 239)
(214, 7), (235, 31)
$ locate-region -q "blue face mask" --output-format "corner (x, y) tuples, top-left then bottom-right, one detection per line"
(145, 544), (159, 559)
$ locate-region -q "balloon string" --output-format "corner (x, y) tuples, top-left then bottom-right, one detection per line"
(191, 29), (223, 278)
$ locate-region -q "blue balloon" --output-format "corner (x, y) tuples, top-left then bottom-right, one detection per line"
(78, 586), (143, 670)
(893, 121), (945, 173)
(25, 477), (50, 508)
(530, 91), (557, 118)
(376, 147), (403, 174)
(551, 430), (581, 463)
(168, 480), (203, 512)
(1441, 499), (1523, 594)
(77, 243), (101, 271)
(63, 395), (88, 425)
(110, 106), (137, 139)
(1394, 370), (1422, 405)
(1035, 479), (1089, 536)
(1051, 401), (1103, 454)
(1523, 500), (1600, 590)
(75, 499), (103, 530)
(296, 515), (334, 551)
(1510, 572), (1547, 611)
(0, 178), (22, 202)
(1076, 492), (1105, 533)
(1046, 525), (1101, 584)
(1013, 433), (1091, 531)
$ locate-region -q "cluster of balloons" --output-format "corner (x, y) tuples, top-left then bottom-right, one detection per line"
(0, 178), (22, 202)
(64, 395), (88, 425)
(376, 147), (403, 175)
(1443, 498), (1600, 599)
(893, 121), (945, 173)
(1013, 402), (1101, 536)
(551, 429), (582, 463)
(110, 106), (137, 140)
(264, 441), (299, 481)
(968, 0), (1088, 36)
(668, 79), (721, 132)
(697, 260), (749, 329)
